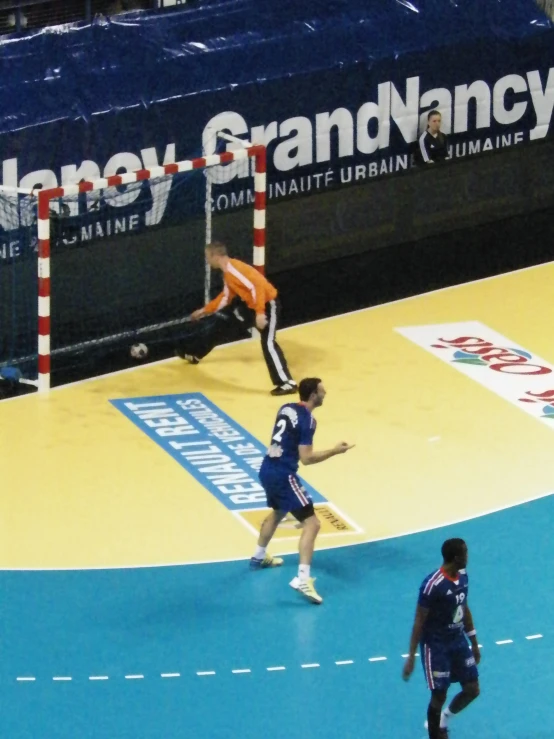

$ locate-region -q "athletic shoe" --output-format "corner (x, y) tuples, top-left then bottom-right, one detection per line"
(289, 576), (323, 604)
(249, 554), (284, 570)
(175, 347), (200, 363)
(271, 382), (297, 396)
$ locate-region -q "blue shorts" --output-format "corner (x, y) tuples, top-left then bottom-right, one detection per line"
(421, 637), (479, 692)
(259, 464), (313, 516)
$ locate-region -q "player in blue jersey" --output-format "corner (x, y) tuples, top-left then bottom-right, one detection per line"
(250, 377), (354, 605)
(403, 538), (481, 738)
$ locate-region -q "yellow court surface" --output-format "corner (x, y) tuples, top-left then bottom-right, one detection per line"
(1, 262), (553, 570)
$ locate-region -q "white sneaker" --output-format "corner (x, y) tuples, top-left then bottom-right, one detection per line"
(289, 576), (323, 604)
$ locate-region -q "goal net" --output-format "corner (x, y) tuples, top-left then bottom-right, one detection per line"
(0, 135), (266, 392)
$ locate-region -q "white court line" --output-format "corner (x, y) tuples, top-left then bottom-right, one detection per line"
(2, 260), (554, 572)
(7, 487), (553, 573)
(14, 637), (547, 685)
(231, 510), (262, 538)
(4, 259), (550, 404)
(10, 489), (552, 572)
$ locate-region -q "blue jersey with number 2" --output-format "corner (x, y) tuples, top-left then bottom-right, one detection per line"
(263, 403), (316, 474)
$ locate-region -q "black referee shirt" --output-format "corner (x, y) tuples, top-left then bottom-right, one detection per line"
(417, 131), (449, 164)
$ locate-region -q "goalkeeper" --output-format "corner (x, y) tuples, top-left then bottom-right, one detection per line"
(182, 241), (297, 397)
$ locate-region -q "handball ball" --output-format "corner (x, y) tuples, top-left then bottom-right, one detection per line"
(130, 343), (148, 360)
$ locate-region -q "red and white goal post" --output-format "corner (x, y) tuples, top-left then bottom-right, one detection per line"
(0, 133), (267, 393)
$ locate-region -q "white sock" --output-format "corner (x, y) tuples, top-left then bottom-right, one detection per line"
(298, 564), (310, 581)
(254, 546), (266, 560)
(440, 708), (453, 728)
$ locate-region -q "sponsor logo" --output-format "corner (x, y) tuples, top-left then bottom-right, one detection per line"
(0, 144), (177, 233)
(238, 503), (361, 540)
(465, 657), (476, 667)
(431, 336), (551, 375)
(395, 322), (554, 429)
(1, 66), (553, 255)
(111, 393), (362, 537)
(432, 671), (450, 678)
(110, 392), (326, 511)
(518, 389), (554, 420)
(203, 68), (554, 184)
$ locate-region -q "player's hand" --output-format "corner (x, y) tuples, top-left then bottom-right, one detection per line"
(402, 655), (415, 681)
(255, 313), (268, 330)
(190, 309), (205, 321)
(471, 643), (481, 665)
(334, 442), (355, 454)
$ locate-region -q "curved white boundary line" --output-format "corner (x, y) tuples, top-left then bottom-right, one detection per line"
(2, 261), (553, 570)
(2, 488), (552, 572)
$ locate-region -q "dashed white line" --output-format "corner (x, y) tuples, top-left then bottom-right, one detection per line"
(401, 653), (420, 658)
(13, 634), (548, 685)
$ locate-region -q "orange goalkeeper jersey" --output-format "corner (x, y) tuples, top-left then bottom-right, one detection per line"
(203, 259), (278, 316)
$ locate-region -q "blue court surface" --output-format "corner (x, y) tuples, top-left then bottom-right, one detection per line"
(3, 492), (553, 739)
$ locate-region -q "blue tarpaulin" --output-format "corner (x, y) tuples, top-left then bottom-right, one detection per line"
(0, 0), (551, 135)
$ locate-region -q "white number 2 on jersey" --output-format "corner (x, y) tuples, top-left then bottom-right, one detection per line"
(272, 419), (287, 443)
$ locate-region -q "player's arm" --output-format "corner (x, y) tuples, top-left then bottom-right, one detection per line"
(297, 412), (354, 466)
(403, 581), (433, 682)
(298, 442), (353, 466)
(402, 604), (429, 681)
(463, 605), (481, 664)
(191, 284), (235, 320)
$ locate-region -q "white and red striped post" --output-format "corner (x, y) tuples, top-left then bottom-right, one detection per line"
(34, 146), (267, 391)
(37, 188), (56, 392)
(251, 144), (267, 275)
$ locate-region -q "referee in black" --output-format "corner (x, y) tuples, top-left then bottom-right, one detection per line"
(417, 110), (449, 165)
